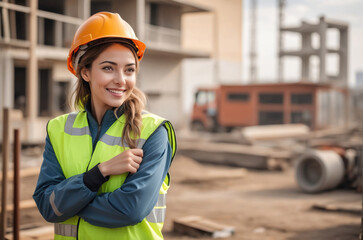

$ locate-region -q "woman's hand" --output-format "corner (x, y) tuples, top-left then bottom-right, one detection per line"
(98, 149), (143, 177)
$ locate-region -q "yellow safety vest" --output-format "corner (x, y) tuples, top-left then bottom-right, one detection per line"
(47, 111), (176, 240)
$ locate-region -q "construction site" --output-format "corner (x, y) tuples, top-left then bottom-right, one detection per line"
(0, 0), (362, 239)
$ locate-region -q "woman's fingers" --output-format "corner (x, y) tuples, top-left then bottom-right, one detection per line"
(129, 148), (143, 157)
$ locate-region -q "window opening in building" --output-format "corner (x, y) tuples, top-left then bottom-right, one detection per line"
(43, 18), (55, 46)
(38, 0), (64, 14)
(91, 1), (112, 15)
(259, 111), (284, 125)
(291, 111), (312, 127)
(38, 68), (52, 116)
(291, 93), (313, 104)
(227, 93), (249, 102)
(259, 93), (283, 104)
(15, 10), (26, 40)
(150, 3), (159, 26)
(13, 0), (27, 6)
(14, 66), (27, 116)
(53, 81), (70, 113)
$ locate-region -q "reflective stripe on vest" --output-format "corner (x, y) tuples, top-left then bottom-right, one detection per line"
(54, 192), (167, 238)
(54, 223), (77, 237)
(48, 111), (176, 240)
(146, 193), (166, 223)
(65, 112), (147, 148)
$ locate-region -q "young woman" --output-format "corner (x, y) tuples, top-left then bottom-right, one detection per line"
(33, 12), (176, 240)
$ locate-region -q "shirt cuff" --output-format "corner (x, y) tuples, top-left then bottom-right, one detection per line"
(83, 163), (110, 192)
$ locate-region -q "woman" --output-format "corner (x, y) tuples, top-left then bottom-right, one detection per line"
(33, 12), (176, 240)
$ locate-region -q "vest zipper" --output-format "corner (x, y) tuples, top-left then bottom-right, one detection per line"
(77, 124), (101, 240)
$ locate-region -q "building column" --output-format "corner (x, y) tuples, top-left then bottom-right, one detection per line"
(339, 28), (348, 87)
(319, 16), (327, 83)
(0, 49), (13, 109)
(301, 32), (311, 82)
(26, 0), (38, 141)
(80, 0), (90, 19)
(136, 0), (145, 40)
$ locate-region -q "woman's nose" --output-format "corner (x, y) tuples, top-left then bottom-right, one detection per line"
(115, 71), (126, 85)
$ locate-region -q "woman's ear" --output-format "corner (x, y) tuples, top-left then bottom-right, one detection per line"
(81, 68), (90, 82)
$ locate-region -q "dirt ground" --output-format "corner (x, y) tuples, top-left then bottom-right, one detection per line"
(163, 155), (360, 240)
(5, 149), (362, 240)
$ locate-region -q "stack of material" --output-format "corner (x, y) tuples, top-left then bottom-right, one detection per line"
(178, 141), (291, 170)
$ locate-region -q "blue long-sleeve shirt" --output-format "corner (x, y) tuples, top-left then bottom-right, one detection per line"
(33, 107), (172, 228)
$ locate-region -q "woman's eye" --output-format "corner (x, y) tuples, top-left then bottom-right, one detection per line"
(103, 66), (113, 71)
(126, 68), (135, 73)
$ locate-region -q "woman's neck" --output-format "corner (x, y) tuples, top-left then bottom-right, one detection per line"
(90, 101), (108, 125)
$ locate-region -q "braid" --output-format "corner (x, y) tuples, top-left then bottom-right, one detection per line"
(121, 87), (146, 148)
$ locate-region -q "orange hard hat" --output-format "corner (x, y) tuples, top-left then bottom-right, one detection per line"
(67, 12), (146, 75)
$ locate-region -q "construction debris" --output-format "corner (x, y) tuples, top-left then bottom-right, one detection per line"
(178, 141), (291, 170)
(173, 216), (235, 238)
(241, 123), (310, 142)
(312, 200), (361, 215)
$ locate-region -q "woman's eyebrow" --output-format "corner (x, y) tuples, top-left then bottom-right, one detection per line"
(99, 61), (136, 66)
(99, 61), (117, 65)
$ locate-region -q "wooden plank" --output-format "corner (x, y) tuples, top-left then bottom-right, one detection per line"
(312, 200), (361, 215)
(173, 215), (235, 238)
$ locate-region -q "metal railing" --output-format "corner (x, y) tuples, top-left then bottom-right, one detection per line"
(144, 24), (180, 48)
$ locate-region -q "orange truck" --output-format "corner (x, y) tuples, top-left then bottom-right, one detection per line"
(190, 83), (331, 131)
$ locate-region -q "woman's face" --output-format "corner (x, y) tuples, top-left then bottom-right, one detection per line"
(81, 43), (136, 115)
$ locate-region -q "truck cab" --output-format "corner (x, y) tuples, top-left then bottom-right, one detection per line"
(191, 88), (218, 131)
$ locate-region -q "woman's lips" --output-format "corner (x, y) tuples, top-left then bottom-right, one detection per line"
(107, 88), (126, 97)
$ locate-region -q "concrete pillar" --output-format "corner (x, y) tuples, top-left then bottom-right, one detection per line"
(339, 28), (348, 87)
(81, 0), (90, 19)
(26, 0), (38, 141)
(319, 16), (327, 83)
(136, 0), (145, 40)
(55, 21), (63, 47)
(1, 0), (10, 42)
(339, 28), (349, 128)
(1, 49), (13, 108)
(301, 31), (311, 82)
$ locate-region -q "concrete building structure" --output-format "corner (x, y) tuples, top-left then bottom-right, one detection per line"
(279, 16), (349, 87)
(0, 0), (211, 143)
(278, 16), (350, 128)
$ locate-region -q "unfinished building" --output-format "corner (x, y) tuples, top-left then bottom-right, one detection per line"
(279, 16), (350, 128)
(0, 0), (210, 143)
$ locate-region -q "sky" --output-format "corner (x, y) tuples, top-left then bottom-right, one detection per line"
(241, 0), (363, 87)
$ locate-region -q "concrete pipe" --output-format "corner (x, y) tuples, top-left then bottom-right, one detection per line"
(295, 149), (345, 193)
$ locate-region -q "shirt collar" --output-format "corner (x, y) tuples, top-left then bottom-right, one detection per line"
(84, 100), (124, 125)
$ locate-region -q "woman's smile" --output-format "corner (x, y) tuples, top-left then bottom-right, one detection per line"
(106, 88), (127, 97)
